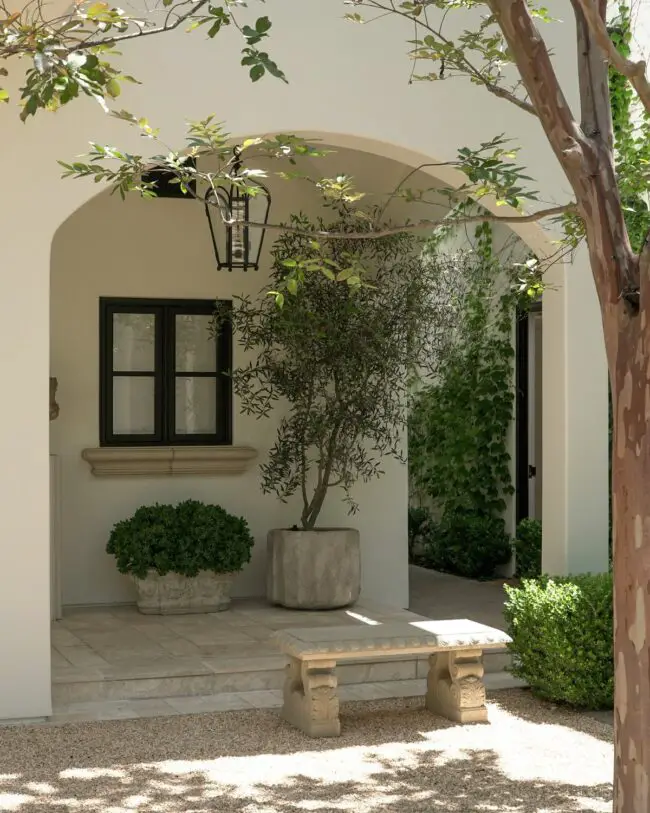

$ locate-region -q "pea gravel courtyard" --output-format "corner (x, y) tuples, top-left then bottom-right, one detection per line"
(0, 689), (612, 813)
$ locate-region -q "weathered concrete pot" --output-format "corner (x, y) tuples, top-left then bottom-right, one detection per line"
(267, 528), (361, 610)
(133, 570), (236, 614)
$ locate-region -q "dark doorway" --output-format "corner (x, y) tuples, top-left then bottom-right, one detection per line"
(515, 302), (543, 525)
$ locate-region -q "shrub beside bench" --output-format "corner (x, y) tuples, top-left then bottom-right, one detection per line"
(504, 573), (613, 709)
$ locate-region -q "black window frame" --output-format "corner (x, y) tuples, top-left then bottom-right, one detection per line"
(99, 297), (232, 447)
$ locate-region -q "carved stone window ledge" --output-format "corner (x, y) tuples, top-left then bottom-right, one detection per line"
(81, 446), (258, 477)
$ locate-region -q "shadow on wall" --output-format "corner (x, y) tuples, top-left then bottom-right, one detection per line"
(0, 693), (612, 811)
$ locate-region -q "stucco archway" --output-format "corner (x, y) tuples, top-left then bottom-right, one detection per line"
(54, 135), (535, 613)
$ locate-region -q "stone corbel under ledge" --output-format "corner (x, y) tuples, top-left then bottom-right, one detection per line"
(81, 445), (258, 477)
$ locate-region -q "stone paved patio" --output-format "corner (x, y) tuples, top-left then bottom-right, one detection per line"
(409, 566), (510, 631)
(41, 566), (520, 725)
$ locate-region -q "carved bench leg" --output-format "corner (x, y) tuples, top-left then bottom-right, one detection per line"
(282, 657), (340, 737)
(425, 648), (488, 723)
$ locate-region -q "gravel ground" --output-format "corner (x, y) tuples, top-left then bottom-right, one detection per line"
(0, 689), (613, 813)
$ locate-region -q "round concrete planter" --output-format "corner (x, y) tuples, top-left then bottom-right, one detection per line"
(133, 570), (236, 615)
(267, 528), (361, 610)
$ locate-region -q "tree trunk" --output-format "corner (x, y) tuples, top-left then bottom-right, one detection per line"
(489, 0), (647, 804)
(610, 302), (650, 813)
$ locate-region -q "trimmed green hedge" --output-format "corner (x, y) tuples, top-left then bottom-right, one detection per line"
(424, 512), (512, 579)
(504, 573), (613, 709)
(107, 499), (254, 579)
(409, 506), (513, 580)
(514, 518), (542, 578)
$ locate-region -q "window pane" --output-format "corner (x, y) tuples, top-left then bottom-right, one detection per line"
(113, 313), (155, 372)
(113, 376), (155, 435)
(175, 376), (217, 435)
(175, 314), (216, 372)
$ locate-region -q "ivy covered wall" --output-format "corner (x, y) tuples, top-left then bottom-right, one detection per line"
(407, 224), (535, 578)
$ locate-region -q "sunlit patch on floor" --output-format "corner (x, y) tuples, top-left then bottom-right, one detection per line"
(0, 691), (613, 813)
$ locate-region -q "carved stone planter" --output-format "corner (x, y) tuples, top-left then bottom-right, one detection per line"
(267, 528), (361, 610)
(133, 570), (236, 614)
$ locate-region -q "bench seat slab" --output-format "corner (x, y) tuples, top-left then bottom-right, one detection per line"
(275, 619), (510, 661)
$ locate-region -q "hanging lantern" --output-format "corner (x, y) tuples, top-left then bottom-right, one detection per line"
(204, 147), (271, 271)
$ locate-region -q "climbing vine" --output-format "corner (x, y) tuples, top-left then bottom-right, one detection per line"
(609, 2), (650, 252)
(408, 224), (524, 577)
(606, 2), (649, 554)
(409, 224), (517, 518)
(408, 8), (645, 575)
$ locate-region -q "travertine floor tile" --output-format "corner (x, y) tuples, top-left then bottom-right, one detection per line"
(55, 646), (110, 669)
(237, 690), (283, 708)
(165, 693), (252, 713)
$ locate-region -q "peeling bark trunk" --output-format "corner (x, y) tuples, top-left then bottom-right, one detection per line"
(578, 168), (649, 812)
(610, 302), (650, 813)
(487, 1), (649, 805)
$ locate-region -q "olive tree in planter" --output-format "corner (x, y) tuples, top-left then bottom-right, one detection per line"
(106, 499), (254, 614)
(225, 211), (451, 610)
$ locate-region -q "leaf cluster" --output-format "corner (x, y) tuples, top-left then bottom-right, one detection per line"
(106, 499), (254, 579)
(513, 517), (541, 578)
(608, 2), (650, 253)
(222, 209), (457, 529)
(409, 225), (518, 529)
(1, 0), (281, 116)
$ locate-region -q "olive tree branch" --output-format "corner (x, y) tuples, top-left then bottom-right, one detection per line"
(0, 0), (210, 59)
(356, 0), (537, 116)
(68, 0), (210, 52)
(378, 160), (458, 220)
(227, 202), (574, 240)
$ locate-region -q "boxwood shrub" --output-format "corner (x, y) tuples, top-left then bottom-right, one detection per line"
(504, 572), (613, 709)
(513, 518), (542, 578)
(107, 499), (254, 579)
(408, 506), (434, 564)
(421, 512), (513, 579)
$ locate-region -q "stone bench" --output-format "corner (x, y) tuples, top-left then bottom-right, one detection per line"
(274, 619), (511, 737)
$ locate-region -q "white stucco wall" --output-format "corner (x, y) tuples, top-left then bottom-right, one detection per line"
(0, 0), (609, 718)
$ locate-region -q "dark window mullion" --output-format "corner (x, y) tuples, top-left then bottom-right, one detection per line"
(153, 307), (165, 444)
(111, 370), (158, 377)
(172, 371), (218, 378)
(217, 307), (232, 444)
(100, 300), (111, 446)
(163, 306), (176, 444)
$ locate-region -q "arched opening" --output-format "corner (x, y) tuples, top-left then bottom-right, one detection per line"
(48, 133), (547, 715)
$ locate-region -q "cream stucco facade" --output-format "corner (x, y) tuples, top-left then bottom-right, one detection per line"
(0, 0), (610, 720)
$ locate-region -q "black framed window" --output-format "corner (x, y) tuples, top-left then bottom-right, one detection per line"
(99, 298), (232, 446)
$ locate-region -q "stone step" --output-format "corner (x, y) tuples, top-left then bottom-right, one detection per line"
(52, 647), (512, 705)
(47, 671), (527, 724)
(49, 672), (526, 724)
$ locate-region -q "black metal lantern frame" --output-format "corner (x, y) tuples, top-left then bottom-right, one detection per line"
(204, 147), (271, 271)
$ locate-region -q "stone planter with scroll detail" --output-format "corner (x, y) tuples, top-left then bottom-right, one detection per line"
(133, 570), (236, 614)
